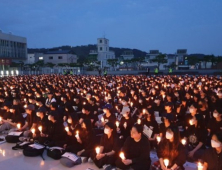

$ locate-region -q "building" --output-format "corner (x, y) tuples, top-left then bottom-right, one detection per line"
(89, 38), (115, 69)
(145, 50), (160, 62)
(41, 49), (77, 65)
(120, 51), (134, 60)
(176, 49), (189, 70)
(0, 30), (27, 63)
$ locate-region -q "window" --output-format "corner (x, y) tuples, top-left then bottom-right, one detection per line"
(39, 57), (43, 60)
(58, 56), (63, 59)
(100, 40), (102, 43)
(100, 47), (103, 51)
(49, 56), (53, 59)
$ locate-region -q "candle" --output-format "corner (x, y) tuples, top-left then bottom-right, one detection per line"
(75, 130), (79, 139)
(116, 121), (120, 128)
(137, 119), (141, 124)
(38, 126), (42, 133)
(143, 109), (146, 114)
(95, 147), (100, 155)
(181, 139), (186, 145)
(130, 102), (133, 107)
(119, 152), (126, 160)
(157, 136), (161, 143)
(31, 128), (35, 134)
(17, 123), (21, 129)
(0, 117), (2, 122)
(197, 162), (204, 170)
(65, 127), (69, 132)
(164, 159), (169, 168)
(101, 117), (104, 123)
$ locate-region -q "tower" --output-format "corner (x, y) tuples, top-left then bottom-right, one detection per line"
(97, 38), (109, 53)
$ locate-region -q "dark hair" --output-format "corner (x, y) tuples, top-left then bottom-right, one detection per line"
(159, 126), (180, 161)
(215, 132), (222, 143)
(132, 124), (143, 134)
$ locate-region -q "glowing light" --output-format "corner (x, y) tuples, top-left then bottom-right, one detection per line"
(119, 152), (126, 160)
(164, 159), (169, 168)
(95, 147), (100, 155)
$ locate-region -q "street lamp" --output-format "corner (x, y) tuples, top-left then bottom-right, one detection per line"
(16, 70), (19, 75)
(11, 70), (14, 76)
(6, 71), (9, 76)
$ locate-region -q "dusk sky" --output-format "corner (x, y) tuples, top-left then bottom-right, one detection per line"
(1, 0), (222, 55)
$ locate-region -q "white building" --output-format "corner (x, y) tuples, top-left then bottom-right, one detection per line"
(0, 30), (27, 62)
(89, 38), (115, 69)
(145, 50), (160, 62)
(120, 51), (134, 60)
(42, 50), (77, 65)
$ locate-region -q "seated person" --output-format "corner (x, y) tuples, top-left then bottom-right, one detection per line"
(157, 126), (186, 170)
(185, 114), (207, 161)
(91, 122), (120, 170)
(37, 113), (66, 147)
(202, 132), (222, 170)
(116, 124), (151, 170)
(65, 119), (95, 159)
(0, 105), (24, 132)
(32, 108), (50, 143)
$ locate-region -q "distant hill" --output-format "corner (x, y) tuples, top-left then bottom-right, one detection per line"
(28, 45), (147, 59)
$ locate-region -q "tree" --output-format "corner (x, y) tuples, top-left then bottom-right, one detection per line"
(34, 60), (44, 71)
(187, 56), (199, 66)
(122, 59), (133, 71)
(57, 63), (69, 67)
(107, 59), (118, 70)
(151, 54), (167, 69)
(131, 57), (145, 70)
(199, 55), (211, 69)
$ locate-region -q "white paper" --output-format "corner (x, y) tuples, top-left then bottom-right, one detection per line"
(154, 111), (159, 117)
(29, 143), (45, 149)
(155, 117), (162, 124)
(62, 152), (79, 162)
(8, 131), (22, 136)
(19, 141), (30, 146)
(49, 146), (64, 150)
(143, 125), (153, 138)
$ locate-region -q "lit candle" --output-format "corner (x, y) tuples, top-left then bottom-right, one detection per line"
(130, 102), (133, 107)
(119, 152), (126, 160)
(137, 119), (141, 124)
(101, 117), (104, 123)
(0, 117), (2, 122)
(75, 130), (79, 139)
(116, 106), (118, 110)
(164, 159), (169, 168)
(143, 109), (146, 114)
(31, 128), (35, 134)
(17, 123), (21, 129)
(181, 139), (186, 145)
(95, 147), (100, 155)
(38, 126), (42, 133)
(197, 162), (204, 170)
(116, 121), (120, 128)
(65, 127), (69, 132)
(157, 136), (161, 143)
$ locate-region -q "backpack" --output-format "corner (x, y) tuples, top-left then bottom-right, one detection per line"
(47, 147), (65, 160)
(5, 131), (23, 143)
(60, 152), (82, 167)
(23, 143), (45, 160)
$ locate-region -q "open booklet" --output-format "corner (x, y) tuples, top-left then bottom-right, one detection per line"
(29, 143), (45, 150)
(8, 131), (23, 136)
(62, 152), (79, 162)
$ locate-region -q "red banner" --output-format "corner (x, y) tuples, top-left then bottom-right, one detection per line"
(0, 59), (12, 65)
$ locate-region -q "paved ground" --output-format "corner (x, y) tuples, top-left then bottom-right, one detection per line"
(0, 141), (197, 170)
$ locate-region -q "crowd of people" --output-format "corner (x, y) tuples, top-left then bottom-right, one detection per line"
(0, 74), (222, 170)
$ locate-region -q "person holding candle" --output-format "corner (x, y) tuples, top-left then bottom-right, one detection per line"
(115, 124), (151, 170)
(184, 114), (207, 161)
(0, 105), (24, 132)
(118, 107), (134, 143)
(20, 104), (37, 137)
(100, 105), (116, 126)
(156, 126), (186, 170)
(42, 113), (66, 147)
(65, 119), (95, 160)
(202, 132), (222, 170)
(32, 108), (50, 143)
(91, 122), (120, 170)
